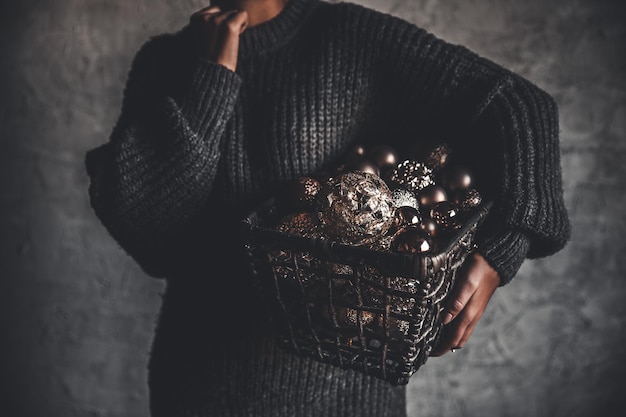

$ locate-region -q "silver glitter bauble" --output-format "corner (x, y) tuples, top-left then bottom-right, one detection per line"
(386, 160), (435, 194)
(392, 188), (419, 210)
(318, 171), (396, 245)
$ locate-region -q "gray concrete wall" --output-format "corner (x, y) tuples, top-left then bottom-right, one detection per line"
(1, 0), (624, 416)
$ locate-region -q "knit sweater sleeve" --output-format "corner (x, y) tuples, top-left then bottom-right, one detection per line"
(85, 32), (242, 278)
(453, 58), (571, 285)
(365, 11), (571, 284)
(469, 75), (571, 284)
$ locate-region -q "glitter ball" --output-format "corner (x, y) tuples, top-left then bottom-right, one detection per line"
(386, 160), (435, 194)
(455, 188), (483, 212)
(276, 211), (321, 238)
(318, 171), (396, 245)
(424, 143), (451, 171)
(392, 188), (419, 210)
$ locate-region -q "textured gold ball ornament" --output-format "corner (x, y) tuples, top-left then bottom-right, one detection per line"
(386, 160), (435, 194)
(424, 143), (452, 171)
(278, 177), (322, 211)
(455, 188), (483, 212)
(408, 141), (450, 169)
(276, 211), (321, 238)
(298, 177), (322, 202)
(418, 185), (448, 211)
(366, 144), (400, 172)
(430, 201), (462, 231)
(317, 171), (396, 245)
(390, 226), (434, 254)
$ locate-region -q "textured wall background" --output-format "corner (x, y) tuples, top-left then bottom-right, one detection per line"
(0, 0), (624, 416)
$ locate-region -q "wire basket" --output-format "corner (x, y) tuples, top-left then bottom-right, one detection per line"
(241, 198), (491, 386)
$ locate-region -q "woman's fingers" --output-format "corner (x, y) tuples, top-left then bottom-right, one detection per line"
(227, 9), (249, 34)
(188, 6), (248, 72)
(430, 252), (500, 357)
(440, 267), (479, 325)
(431, 294), (482, 356)
(190, 5), (221, 22)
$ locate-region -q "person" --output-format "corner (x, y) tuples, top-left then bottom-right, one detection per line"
(84, 0), (571, 416)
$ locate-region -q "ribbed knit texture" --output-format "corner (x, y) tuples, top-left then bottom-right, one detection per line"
(85, 0), (571, 415)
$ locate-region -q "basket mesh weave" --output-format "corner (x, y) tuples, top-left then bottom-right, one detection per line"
(241, 199), (491, 385)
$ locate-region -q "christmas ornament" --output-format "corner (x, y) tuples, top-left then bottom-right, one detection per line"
(278, 177), (322, 211)
(393, 206), (421, 229)
(439, 165), (472, 193)
(424, 143), (451, 171)
(276, 211), (321, 238)
(408, 141), (450, 170)
(418, 185), (448, 211)
(392, 188), (419, 210)
(342, 156), (380, 177)
(386, 160), (435, 194)
(318, 171), (396, 245)
(366, 144), (400, 172)
(418, 218), (438, 238)
(430, 201), (462, 232)
(455, 188), (483, 212)
(390, 226), (434, 254)
(346, 143), (366, 158)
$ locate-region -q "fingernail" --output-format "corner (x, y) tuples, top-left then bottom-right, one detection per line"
(441, 312), (453, 325)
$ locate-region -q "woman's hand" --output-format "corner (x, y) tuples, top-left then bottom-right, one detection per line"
(189, 5), (249, 72)
(431, 252), (501, 357)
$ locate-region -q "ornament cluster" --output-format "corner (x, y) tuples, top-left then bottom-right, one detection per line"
(274, 141), (483, 255)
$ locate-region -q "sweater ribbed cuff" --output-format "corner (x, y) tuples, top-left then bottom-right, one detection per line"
(180, 59), (242, 139)
(476, 230), (530, 286)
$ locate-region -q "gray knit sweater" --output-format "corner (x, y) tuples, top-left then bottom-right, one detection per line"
(85, 0), (570, 416)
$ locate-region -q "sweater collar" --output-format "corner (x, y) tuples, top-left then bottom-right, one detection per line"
(238, 0), (320, 58)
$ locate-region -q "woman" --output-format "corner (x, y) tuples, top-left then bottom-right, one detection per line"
(85, 0), (570, 416)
